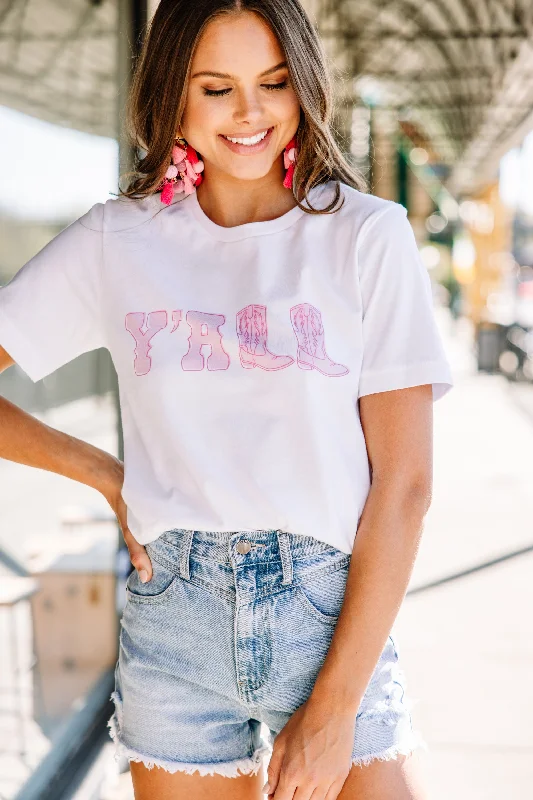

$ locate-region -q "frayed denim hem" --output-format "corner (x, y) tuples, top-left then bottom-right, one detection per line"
(350, 728), (428, 769)
(107, 692), (271, 778)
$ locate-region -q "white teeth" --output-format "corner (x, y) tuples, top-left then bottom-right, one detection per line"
(225, 129), (269, 145)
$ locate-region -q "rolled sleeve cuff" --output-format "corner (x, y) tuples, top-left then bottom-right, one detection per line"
(0, 312), (47, 383)
(358, 360), (454, 402)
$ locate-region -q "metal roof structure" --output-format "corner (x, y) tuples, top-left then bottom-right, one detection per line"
(1, 0), (533, 196)
(312, 0), (533, 195)
(0, 0), (118, 137)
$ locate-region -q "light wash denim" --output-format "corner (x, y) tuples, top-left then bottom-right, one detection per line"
(108, 528), (426, 777)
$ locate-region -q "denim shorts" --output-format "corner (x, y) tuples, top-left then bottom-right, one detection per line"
(108, 528), (426, 777)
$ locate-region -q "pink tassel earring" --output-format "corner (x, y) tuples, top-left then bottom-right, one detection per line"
(158, 136), (204, 205)
(283, 136), (298, 189)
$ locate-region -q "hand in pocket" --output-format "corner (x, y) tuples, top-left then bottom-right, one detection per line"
(102, 460), (153, 583)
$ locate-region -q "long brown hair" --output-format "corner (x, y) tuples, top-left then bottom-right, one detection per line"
(119, 0), (367, 215)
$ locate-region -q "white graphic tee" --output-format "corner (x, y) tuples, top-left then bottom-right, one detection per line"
(0, 182), (454, 553)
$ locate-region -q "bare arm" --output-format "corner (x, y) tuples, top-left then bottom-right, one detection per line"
(310, 382), (434, 711)
(0, 344), (122, 496)
(0, 344), (154, 580)
(262, 383), (435, 799)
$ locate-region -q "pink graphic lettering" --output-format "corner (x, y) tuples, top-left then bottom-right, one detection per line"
(236, 304), (294, 370)
(125, 310), (168, 376)
(290, 302), (349, 376)
(181, 310), (230, 371)
(170, 310), (182, 333)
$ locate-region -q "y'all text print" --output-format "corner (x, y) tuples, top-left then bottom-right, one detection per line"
(125, 302), (349, 378)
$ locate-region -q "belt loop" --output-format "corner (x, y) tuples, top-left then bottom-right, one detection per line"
(276, 530), (293, 585)
(179, 529), (194, 580)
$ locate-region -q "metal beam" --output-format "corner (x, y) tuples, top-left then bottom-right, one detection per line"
(0, 30), (114, 40)
(328, 29), (530, 41)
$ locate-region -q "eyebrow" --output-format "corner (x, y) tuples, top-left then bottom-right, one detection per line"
(191, 61), (288, 80)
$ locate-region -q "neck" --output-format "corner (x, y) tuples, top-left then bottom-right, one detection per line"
(194, 162), (299, 228)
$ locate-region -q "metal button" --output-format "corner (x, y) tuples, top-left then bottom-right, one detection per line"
(236, 539), (252, 554)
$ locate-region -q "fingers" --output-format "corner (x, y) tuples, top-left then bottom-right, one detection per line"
(264, 741), (345, 800)
(122, 526), (153, 582)
(270, 772), (299, 800)
(105, 490), (153, 583)
(264, 743), (284, 796)
(324, 781), (345, 800)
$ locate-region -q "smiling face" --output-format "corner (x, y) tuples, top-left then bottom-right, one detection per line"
(179, 11), (301, 185)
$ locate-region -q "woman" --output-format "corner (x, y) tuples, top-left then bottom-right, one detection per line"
(0, 1), (454, 798)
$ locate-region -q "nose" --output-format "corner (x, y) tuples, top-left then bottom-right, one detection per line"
(232, 87), (265, 124)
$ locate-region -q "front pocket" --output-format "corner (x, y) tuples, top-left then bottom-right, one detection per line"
(295, 559), (350, 625)
(125, 557), (178, 603)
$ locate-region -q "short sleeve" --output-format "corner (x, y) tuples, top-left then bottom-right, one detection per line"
(356, 202), (453, 402)
(0, 202), (106, 383)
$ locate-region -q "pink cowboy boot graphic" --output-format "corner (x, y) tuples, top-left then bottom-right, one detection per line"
(236, 304), (294, 370)
(290, 302), (349, 376)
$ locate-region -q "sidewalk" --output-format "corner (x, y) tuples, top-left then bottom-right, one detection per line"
(393, 308), (533, 799)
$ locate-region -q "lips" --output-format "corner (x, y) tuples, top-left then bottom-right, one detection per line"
(222, 127), (271, 142)
(219, 126), (275, 155)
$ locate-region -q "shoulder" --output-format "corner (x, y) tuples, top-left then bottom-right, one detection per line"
(336, 183), (407, 232)
(76, 192), (162, 233)
(310, 182), (407, 239)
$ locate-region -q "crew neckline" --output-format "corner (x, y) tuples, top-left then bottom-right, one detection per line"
(183, 182), (329, 242)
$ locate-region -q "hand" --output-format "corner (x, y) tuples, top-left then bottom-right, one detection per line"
(100, 457), (153, 583)
(264, 694), (355, 800)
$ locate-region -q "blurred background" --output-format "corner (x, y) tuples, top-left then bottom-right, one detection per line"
(0, 1), (532, 798)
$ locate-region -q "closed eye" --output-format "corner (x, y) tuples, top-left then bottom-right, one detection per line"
(203, 81), (289, 97)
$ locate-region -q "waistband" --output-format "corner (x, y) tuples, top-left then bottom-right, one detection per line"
(147, 528), (345, 587)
